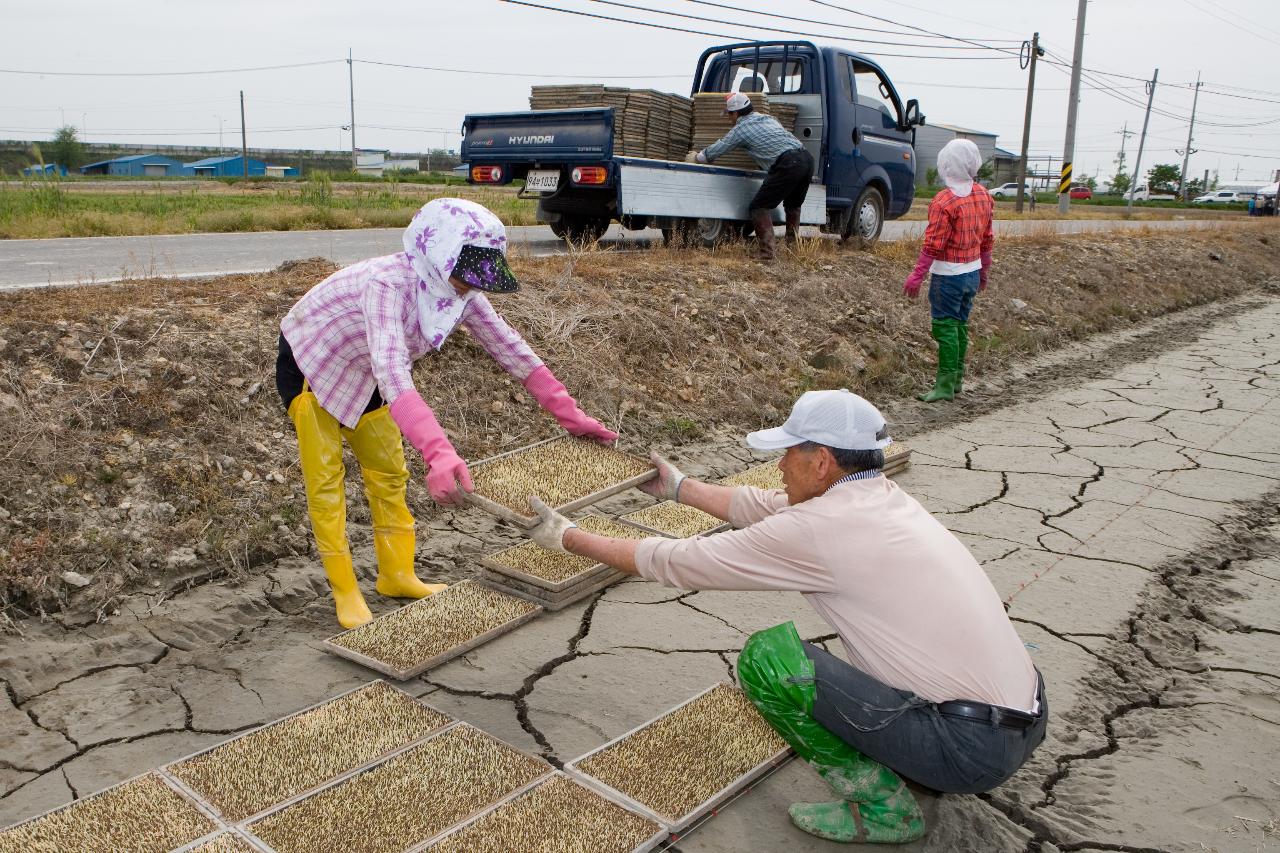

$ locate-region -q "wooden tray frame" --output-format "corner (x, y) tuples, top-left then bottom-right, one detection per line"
(321, 589), (543, 680)
(615, 501), (731, 538)
(480, 570), (629, 612)
(564, 682), (794, 833)
(464, 436), (657, 528)
(413, 770), (669, 853)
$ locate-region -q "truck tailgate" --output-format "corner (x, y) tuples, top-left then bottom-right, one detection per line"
(462, 108), (614, 163)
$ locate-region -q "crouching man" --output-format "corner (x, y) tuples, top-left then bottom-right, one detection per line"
(527, 389), (1046, 844)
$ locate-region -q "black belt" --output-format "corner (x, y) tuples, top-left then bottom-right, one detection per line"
(937, 700), (1039, 730)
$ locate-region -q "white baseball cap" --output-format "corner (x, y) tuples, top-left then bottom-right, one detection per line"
(724, 92), (752, 113)
(746, 390), (892, 451)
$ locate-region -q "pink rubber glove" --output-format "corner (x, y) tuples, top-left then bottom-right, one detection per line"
(389, 389), (473, 505)
(902, 251), (933, 298)
(979, 250), (992, 292)
(522, 365), (619, 443)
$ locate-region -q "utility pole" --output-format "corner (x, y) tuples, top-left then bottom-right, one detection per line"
(1015, 32), (1042, 213)
(348, 48), (358, 172)
(1115, 121), (1134, 178)
(240, 90), (248, 178)
(1126, 68), (1158, 214)
(1059, 0), (1088, 214)
(1178, 73), (1202, 201)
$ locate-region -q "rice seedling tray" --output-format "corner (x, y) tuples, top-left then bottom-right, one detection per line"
(0, 771), (220, 853)
(175, 829), (270, 853)
(481, 569), (629, 612)
(244, 723), (551, 853)
(464, 436), (657, 528)
(479, 514), (648, 592)
(565, 682), (793, 832)
(617, 501), (729, 538)
(421, 771), (667, 853)
(322, 581), (542, 680)
(162, 681), (451, 824)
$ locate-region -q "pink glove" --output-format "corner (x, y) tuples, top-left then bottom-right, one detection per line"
(902, 251), (933, 298)
(389, 390), (473, 505)
(522, 365), (619, 443)
(979, 250), (992, 292)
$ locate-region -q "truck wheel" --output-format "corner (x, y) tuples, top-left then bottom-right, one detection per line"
(558, 215), (609, 244)
(695, 217), (747, 248)
(843, 187), (885, 249)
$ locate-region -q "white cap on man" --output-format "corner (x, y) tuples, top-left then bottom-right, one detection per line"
(724, 92), (752, 113)
(746, 390), (892, 451)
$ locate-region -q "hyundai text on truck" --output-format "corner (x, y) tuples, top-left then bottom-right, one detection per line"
(461, 41), (925, 247)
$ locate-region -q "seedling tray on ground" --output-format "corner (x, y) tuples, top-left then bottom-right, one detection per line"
(322, 581), (542, 680)
(162, 681), (449, 824)
(244, 723), (551, 853)
(565, 682), (792, 832)
(464, 436), (656, 528)
(617, 501), (729, 538)
(177, 830), (270, 852)
(0, 771), (220, 853)
(424, 771), (666, 853)
(480, 515), (648, 592)
(481, 569), (629, 612)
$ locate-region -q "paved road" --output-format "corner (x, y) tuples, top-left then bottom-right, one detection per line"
(0, 217), (1225, 291)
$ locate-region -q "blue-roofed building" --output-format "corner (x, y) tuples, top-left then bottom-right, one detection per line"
(183, 155), (267, 178)
(80, 154), (185, 176)
(22, 163), (68, 177)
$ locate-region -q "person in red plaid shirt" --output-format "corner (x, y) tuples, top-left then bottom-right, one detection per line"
(902, 140), (994, 402)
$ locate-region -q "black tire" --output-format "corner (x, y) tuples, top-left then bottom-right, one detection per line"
(559, 215), (609, 244)
(694, 217), (748, 248)
(549, 220), (569, 239)
(843, 186), (885, 249)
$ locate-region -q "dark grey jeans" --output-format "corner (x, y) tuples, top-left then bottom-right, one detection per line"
(804, 642), (1047, 795)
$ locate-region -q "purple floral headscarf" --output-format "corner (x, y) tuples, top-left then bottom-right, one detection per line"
(402, 198), (509, 351)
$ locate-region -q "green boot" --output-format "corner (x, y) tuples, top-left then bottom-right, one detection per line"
(955, 322), (969, 394)
(918, 319), (960, 402)
(737, 623), (925, 844)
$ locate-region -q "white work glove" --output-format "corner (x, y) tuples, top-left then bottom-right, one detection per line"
(695, 150), (709, 165)
(638, 451), (687, 503)
(527, 497), (577, 552)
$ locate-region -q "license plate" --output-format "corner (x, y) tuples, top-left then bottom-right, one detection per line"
(525, 170), (560, 192)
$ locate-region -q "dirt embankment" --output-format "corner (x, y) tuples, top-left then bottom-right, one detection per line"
(1, 225), (1277, 615)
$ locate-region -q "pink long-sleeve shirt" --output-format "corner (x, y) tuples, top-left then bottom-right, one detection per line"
(281, 253), (542, 428)
(634, 478), (1038, 712)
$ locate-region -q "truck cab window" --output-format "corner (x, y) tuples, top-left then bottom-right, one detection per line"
(850, 60), (902, 125)
(729, 60), (803, 95)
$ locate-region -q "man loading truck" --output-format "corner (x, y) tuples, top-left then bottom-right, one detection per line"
(693, 91), (815, 260)
(527, 389), (1047, 844)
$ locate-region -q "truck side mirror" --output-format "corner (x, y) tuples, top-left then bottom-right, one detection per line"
(903, 99), (924, 129)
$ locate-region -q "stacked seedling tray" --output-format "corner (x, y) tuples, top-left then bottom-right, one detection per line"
(163, 682), (451, 824)
(882, 440), (913, 476)
(464, 436), (656, 528)
(321, 581), (541, 680)
(617, 500), (729, 538)
(566, 682), (792, 833)
(426, 772), (666, 853)
(244, 723), (550, 853)
(480, 514), (654, 611)
(691, 92), (771, 171)
(0, 771), (221, 853)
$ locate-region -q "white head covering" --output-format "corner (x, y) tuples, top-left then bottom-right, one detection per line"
(402, 198), (509, 351)
(936, 139), (982, 198)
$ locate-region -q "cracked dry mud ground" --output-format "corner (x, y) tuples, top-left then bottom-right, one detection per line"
(3, 296), (1279, 852)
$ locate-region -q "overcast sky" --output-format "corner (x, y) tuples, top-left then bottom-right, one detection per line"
(5, 0), (1279, 184)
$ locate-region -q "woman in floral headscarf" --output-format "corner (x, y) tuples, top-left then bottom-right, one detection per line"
(276, 198), (616, 628)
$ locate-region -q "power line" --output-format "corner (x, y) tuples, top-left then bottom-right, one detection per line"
(0, 60), (342, 78)
(354, 57), (687, 79)
(1178, 0), (1280, 48)
(804, 0), (1020, 55)
(682, 0), (1021, 42)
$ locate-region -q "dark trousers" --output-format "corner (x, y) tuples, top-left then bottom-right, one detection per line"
(805, 642), (1048, 795)
(750, 148), (815, 213)
(275, 334), (382, 414)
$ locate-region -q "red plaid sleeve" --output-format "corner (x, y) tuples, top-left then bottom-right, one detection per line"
(923, 187), (994, 263)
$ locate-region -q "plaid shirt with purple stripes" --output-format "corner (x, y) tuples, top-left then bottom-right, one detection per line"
(280, 252), (542, 428)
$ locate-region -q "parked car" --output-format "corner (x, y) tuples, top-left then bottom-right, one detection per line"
(1068, 185), (1092, 200)
(990, 182), (1033, 199)
(1129, 184), (1176, 202)
(1192, 190), (1244, 204)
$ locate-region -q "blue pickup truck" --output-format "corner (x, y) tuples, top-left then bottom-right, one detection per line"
(462, 40), (923, 246)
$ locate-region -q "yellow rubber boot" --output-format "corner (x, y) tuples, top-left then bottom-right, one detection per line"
(344, 406), (447, 600)
(289, 391), (372, 629)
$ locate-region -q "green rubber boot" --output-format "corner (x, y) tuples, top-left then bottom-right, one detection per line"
(955, 322), (969, 394)
(918, 319), (960, 403)
(737, 623), (925, 844)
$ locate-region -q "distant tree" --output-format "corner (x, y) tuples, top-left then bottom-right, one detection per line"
(925, 166), (939, 188)
(976, 159), (994, 182)
(1184, 177), (1205, 197)
(1083, 175), (1097, 190)
(48, 126), (84, 171)
(1109, 171), (1130, 195)
(1147, 163), (1181, 194)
